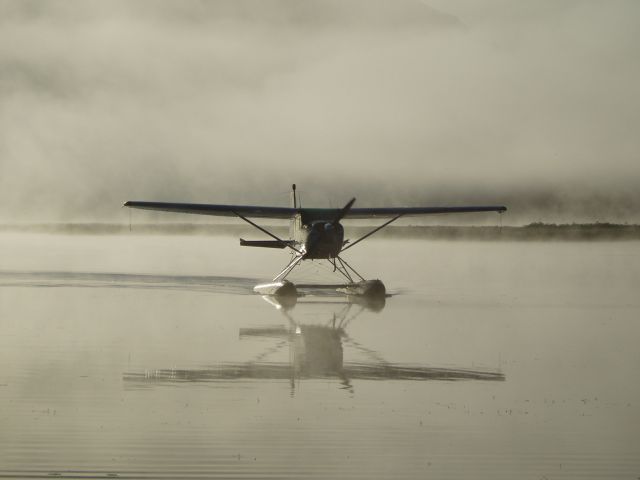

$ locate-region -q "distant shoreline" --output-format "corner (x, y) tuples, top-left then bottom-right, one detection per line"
(2, 222), (640, 240)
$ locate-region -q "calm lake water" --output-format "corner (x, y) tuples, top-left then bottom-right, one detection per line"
(1, 233), (639, 479)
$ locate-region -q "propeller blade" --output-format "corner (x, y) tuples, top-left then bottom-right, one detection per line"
(334, 198), (356, 224)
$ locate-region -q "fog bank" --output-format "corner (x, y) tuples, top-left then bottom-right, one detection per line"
(1, 0), (639, 223)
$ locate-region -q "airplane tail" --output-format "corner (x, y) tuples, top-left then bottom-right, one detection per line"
(289, 184), (298, 239)
(240, 239), (295, 249)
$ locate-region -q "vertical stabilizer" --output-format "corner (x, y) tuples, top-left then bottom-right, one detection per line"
(289, 184), (298, 240)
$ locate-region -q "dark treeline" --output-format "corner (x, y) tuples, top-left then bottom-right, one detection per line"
(2, 222), (640, 241)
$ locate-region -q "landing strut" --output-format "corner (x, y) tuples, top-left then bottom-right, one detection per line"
(253, 255), (386, 299)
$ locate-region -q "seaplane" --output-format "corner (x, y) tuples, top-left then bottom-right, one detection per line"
(124, 185), (506, 297)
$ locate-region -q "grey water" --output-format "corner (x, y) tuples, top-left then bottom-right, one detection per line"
(1, 233), (639, 479)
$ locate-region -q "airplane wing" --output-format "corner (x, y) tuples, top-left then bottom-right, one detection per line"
(123, 201), (296, 219)
(124, 201), (506, 219)
(341, 205), (507, 219)
(295, 205), (506, 220)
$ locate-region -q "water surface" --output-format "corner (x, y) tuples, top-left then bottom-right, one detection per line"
(1, 234), (639, 479)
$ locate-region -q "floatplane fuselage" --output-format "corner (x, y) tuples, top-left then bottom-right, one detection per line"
(240, 187), (349, 261)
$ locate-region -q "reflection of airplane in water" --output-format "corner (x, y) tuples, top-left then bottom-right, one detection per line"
(123, 296), (504, 393)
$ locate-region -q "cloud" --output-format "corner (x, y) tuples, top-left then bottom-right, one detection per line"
(1, 0), (639, 222)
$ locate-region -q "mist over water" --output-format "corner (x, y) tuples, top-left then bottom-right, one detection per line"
(1, 0), (639, 222)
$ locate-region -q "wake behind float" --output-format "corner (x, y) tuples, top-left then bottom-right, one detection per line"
(253, 278), (386, 298)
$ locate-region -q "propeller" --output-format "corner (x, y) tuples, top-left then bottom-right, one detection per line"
(333, 197), (356, 225)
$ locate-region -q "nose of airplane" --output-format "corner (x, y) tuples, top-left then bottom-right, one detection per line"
(305, 221), (343, 258)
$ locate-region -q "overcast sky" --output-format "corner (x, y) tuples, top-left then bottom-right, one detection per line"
(1, 0), (639, 223)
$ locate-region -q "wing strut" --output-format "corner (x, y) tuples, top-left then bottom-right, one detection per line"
(340, 214), (404, 253)
(233, 212), (302, 255)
